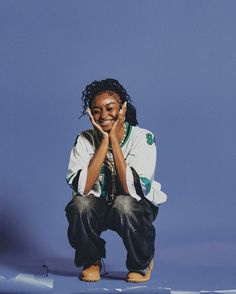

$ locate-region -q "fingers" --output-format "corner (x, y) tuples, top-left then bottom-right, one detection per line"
(86, 107), (97, 127)
(86, 107), (92, 119)
(118, 101), (127, 123)
(86, 107), (96, 125)
(121, 101), (127, 111)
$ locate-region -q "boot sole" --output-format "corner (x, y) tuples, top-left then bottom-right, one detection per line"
(127, 277), (150, 283)
(80, 277), (100, 282)
(126, 260), (154, 283)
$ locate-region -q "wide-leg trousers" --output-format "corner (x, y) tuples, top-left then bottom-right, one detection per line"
(65, 194), (159, 272)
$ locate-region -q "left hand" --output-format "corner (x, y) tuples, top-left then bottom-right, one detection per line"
(109, 101), (127, 142)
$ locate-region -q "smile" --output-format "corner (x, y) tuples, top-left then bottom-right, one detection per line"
(99, 120), (114, 126)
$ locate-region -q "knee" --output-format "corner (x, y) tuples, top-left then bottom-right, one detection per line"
(66, 195), (96, 215)
(112, 195), (137, 217)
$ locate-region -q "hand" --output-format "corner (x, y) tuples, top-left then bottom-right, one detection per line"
(109, 101), (127, 142)
(86, 108), (108, 139)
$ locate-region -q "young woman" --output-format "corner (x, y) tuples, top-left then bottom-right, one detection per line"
(65, 78), (167, 282)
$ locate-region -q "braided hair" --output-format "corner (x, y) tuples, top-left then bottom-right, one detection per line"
(81, 78), (138, 126)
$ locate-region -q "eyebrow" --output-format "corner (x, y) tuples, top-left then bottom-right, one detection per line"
(92, 102), (117, 109)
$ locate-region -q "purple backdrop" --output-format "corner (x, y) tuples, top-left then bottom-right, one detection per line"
(0, 0), (236, 290)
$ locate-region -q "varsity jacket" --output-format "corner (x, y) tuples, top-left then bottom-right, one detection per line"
(66, 123), (167, 206)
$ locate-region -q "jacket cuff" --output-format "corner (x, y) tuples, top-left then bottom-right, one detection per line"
(70, 168), (88, 196)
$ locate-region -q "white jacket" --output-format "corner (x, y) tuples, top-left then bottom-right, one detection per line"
(67, 123), (167, 207)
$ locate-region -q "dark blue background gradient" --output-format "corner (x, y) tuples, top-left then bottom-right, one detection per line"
(0, 0), (236, 291)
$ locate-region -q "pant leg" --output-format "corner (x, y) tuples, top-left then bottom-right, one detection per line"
(106, 195), (159, 272)
(65, 194), (107, 267)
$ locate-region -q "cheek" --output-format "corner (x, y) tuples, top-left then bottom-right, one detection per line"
(112, 108), (120, 118)
(92, 113), (100, 121)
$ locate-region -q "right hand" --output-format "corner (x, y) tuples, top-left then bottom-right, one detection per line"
(86, 108), (108, 139)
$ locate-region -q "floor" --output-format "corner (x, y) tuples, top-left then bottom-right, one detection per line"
(0, 256), (235, 294)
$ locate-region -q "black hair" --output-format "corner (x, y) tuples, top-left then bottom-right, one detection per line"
(81, 78), (138, 126)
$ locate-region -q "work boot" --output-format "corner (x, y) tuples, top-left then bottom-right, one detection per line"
(127, 259), (154, 283)
(80, 260), (101, 282)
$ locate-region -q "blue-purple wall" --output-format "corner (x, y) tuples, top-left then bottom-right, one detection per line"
(0, 0), (235, 289)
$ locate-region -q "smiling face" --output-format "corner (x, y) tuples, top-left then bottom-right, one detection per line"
(91, 92), (121, 132)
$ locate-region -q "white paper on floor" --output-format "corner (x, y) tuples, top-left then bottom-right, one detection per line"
(0, 273), (53, 293)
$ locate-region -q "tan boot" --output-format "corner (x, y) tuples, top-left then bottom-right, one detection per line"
(127, 259), (154, 283)
(80, 261), (101, 282)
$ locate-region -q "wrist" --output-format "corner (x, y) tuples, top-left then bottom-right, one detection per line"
(101, 135), (109, 144)
(109, 136), (119, 145)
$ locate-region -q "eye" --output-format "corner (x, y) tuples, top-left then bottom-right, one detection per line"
(107, 107), (114, 112)
(92, 110), (100, 115)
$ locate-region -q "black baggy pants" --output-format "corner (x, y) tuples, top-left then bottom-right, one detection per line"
(65, 194), (159, 272)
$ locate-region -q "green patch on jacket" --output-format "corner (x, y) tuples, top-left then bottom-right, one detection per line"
(146, 133), (155, 145)
(140, 177), (151, 193)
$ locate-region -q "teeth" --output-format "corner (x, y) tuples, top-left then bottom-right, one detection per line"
(100, 120), (112, 125)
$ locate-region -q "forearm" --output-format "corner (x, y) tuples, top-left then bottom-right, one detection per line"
(84, 137), (109, 194)
(110, 137), (129, 194)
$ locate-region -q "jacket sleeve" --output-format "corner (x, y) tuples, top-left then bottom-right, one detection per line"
(66, 134), (90, 196)
(126, 130), (157, 201)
